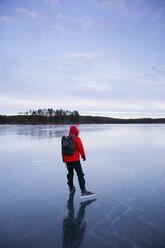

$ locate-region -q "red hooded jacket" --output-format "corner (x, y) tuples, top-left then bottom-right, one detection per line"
(62, 126), (86, 162)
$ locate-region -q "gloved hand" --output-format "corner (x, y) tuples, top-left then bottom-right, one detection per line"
(83, 157), (86, 161)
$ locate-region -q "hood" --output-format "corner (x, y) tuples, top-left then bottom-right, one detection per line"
(69, 126), (79, 136)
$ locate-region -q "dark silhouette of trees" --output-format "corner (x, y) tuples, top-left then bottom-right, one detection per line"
(0, 109), (165, 125)
(0, 109), (80, 124)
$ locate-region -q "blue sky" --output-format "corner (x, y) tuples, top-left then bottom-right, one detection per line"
(0, 0), (165, 117)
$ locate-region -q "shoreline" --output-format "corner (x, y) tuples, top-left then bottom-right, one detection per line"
(0, 114), (165, 125)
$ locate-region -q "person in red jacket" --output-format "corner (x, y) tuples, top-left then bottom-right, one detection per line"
(62, 126), (95, 197)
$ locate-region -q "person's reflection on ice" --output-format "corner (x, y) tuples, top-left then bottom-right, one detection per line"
(62, 191), (96, 248)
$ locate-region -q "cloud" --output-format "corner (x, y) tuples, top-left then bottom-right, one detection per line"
(1, 53), (165, 115)
(92, 0), (150, 26)
(69, 16), (94, 31)
(82, 20), (94, 31)
(44, 0), (58, 5)
(1, 93), (164, 115)
(0, 16), (11, 23)
(57, 13), (64, 19)
(55, 24), (65, 35)
(67, 52), (104, 60)
(0, 95), (42, 112)
(100, 0), (126, 11)
(56, 54), (165, 108)
(152, 64), (165, 76)
(15, 8), (37, 17)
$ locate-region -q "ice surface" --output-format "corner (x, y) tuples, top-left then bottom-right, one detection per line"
(0, 124), (165, 248)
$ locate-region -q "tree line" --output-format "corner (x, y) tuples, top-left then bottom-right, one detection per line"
(19, 109), (79, 118)
(0, 108), (165, 124)
(0, 109), (80, 124)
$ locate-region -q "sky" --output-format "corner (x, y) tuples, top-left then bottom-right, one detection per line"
(0, 0), (165, 118)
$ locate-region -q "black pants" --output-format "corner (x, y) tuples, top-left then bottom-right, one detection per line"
(66, 161), (86, 192)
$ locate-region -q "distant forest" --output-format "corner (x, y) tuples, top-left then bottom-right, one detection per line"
(0, 108), (165, 124)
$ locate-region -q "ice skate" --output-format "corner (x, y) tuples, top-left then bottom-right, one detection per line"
(80, 189), (96, 198)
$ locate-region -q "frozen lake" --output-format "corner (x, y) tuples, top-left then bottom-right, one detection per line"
(0, 124), (165, 248)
